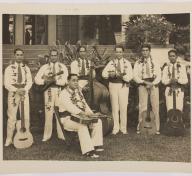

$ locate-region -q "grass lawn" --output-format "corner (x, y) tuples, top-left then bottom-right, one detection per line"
(3, 127), (191, 162)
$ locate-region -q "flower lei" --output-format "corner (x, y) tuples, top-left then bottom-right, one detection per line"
(11, 63), (28, 107)
(112, 58), (127, 75)
(167, 62), (181, 96)
(66, 87), (86, 111)
(77, 58), (90, 75)
(138, 55), (155, 79)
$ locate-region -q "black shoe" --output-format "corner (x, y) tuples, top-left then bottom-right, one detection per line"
(84, 151), (99, 158)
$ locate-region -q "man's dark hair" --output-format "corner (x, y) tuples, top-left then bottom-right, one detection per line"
(77, 46), (86, 53)
(49, 49), (58, 56)
(114, 45), (124, 52)
(14, 48), (24, 54)
(67, 73), (78, 80)
(168, 49), (177, 56)
(141, 43), (151, 51)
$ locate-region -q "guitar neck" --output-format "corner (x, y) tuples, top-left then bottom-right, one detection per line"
(172, 64), (176, 110)
(89, 60), (94, 108)
(20, 96), (25, 130)
(147, 90), (151, 117)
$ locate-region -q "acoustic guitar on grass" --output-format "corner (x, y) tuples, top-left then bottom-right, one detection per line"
(13, 95), (33, 149)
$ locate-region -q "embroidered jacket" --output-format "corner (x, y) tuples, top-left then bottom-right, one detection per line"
(133, 57), (161, 85)
(102, 58), (133, 83)
(4, 62), (32, 92)
(58, 86), (92, 115)
(162, 61), (188, 86)
(35, 62), (68, 86)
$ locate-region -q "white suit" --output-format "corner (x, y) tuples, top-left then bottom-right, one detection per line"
(102, 58), (133, 134)
(34, 62), (68, 141)
(133, 57), (161, 132)
(162, 61), (188, 111)
(58, 86), (103, 154)
(4, 62), (32, 144)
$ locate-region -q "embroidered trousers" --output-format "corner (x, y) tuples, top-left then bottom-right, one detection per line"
(165, 87), (184, 111)
(6, 92), (30, 143)
(43, 87), (64, 140)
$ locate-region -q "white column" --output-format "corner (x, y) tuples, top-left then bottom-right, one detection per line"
(48, 15), (56, 45)
(15, 15), (24, 45)
(121, 15), (130, 45)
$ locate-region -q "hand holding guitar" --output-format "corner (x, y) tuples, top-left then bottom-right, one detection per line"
(16, 88), (26, 96)
(144, 80), (154, 89)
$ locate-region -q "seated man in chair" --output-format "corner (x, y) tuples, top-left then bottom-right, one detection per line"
(58, 73), (104, 158)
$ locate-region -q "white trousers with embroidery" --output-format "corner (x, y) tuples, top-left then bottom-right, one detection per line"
(6, 92), (30, 143)
(137, 86), (160, 132)
(109, 82), (129, 133)
(165, 87), (184, 111)
(43, 88), (64, 140)
(61, 117), (103, 154)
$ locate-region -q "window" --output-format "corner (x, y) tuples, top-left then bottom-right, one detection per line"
(3, 14), (15, 44)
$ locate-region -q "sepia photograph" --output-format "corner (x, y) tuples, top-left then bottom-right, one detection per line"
(1, 6), (191, 167)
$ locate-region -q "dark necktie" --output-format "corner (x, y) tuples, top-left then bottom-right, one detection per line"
(53, 64), (56, 75)
(146, 59), (151, 78)
(81, 59), (86, 76)
(117, 59), (121, 73)
(17, 64), (22, 83)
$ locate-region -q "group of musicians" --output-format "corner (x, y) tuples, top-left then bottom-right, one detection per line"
(3, 43), (189, 158)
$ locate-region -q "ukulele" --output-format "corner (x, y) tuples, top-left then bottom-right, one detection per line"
(13, 94), (34, 149)
(166, 63), (184, 131)
(140, 88), (156, 135)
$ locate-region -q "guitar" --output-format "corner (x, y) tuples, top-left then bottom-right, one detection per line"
(33, 71), (64, 92)
(13, 95), (34, 149)
(140, 88), (156, 135)
(166, 63), (185, 131)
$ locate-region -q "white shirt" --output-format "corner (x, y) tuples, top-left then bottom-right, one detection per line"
(58, 87), (92, 115)
(4, 62), (32, 92)
(133, 57), (161, 85)
(162, 61), (188, 85)
(102, 58), (133, 83)
(70, 58), (91, 76)
(34, 62), (68, 86)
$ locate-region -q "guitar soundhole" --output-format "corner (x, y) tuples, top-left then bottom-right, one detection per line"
(146, 117), (151, 122)
(172, 115), (179, 123)
(20, 128), (26, 133)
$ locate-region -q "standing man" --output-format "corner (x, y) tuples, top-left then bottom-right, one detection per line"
(133, 44), (161, 135)
(102, 45), (133, 135)
(4, 48), (32, 146)
(58, 74), (103, 158)
(162, 50), (188, 112)
(34, 49), (68, 142)
(70, 46), (92, 90)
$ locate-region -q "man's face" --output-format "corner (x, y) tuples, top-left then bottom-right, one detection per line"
(15, 50), (24, 63)
(115, 47), (123, 59)
(141, 47), (150, 58)
(79, 47), (86, 59)
(50, 50), (58, 63)
(168, 52), (177, 63)
(68, 75), (79, 90)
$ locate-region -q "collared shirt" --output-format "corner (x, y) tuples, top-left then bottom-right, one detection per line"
(35, 62), (68, 86)
(133, 57), (161, 85)
(58, 86), (92, 115)
(4, 62), (32, 92)
(70, 58), (91, 76)
(162, 61), (188, 85)
(102, 58), (133, 83)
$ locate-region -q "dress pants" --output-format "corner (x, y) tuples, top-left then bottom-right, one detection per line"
(109, 82), (129, 134)
(61, 117), (103, 154)
(137, 86), (160, 132)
